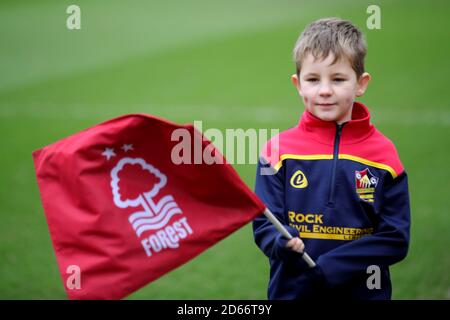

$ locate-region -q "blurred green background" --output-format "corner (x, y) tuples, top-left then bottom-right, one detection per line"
(0, 0), (449, 299)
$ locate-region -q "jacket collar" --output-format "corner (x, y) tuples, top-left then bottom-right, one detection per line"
(298, 101), (375, 145)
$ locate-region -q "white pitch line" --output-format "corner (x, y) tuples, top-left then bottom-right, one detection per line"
(1, 103), (450, 126)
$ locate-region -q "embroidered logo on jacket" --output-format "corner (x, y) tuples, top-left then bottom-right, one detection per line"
(290, 170), (308, 188)
(355, 168), (379, 203)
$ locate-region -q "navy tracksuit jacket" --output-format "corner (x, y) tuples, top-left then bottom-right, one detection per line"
(253, 102), (410, 300)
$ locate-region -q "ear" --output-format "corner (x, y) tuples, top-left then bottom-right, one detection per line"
(291, 73), (302, 95)
(356, 72), (371, 97)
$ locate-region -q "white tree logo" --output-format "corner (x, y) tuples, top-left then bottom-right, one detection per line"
(111, 158), (182, 237)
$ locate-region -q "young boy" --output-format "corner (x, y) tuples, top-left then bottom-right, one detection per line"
(253, 18), (410, 300)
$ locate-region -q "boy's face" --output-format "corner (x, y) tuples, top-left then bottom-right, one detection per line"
(292, 53), (371, 124)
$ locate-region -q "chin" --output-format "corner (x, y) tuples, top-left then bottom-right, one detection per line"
(313, 110), (339, 122)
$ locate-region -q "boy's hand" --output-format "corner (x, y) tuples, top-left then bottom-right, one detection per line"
(285, 237), (305, 254)
(272, 226), (308, 265)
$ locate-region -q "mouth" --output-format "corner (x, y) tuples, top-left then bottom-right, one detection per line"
(316, 103), (336, 107)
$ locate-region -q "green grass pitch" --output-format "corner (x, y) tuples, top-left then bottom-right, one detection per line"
(0, 0), (449, 299)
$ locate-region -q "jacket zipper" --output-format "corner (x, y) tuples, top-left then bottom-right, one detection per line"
(328, 123), (345, 206)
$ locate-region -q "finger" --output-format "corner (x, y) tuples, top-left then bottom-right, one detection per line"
(286, 238), (300, 252)
(294, 238), (305, 251)
(292, 241), (305, 253)
(285, 238), (296, 248)
(298, 242), (305, 253)
(286, 237), (300, 249)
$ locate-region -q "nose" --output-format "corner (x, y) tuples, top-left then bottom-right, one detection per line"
(318, 82), (333, 96)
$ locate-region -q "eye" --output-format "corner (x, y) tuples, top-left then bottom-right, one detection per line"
(333, 78), (346, 82)
(306, 78), (319, 83)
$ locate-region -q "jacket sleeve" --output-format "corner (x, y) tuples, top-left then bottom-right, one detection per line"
(252, 157), (287, 258)
(316, 171), (411, 287)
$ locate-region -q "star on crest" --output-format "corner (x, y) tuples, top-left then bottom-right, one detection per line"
(102, 148), (116, 160)
(121, 144), (134, 152)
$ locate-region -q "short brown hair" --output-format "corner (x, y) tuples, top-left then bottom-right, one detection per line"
(293, 18), (367, 78)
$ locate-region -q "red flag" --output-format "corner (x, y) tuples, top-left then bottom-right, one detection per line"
(33, 114), (265, 300)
